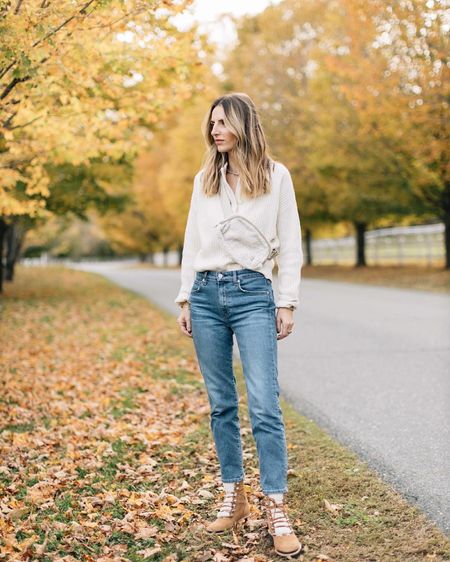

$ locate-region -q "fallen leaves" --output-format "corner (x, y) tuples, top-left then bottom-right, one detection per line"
(26, 482), (55, 505)
(0, 269), (211, 560)
(137, 544), (162, 557)
(323, 499), (344, 516)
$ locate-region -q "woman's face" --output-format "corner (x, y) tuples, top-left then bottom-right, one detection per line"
(210, 105), (237, 153)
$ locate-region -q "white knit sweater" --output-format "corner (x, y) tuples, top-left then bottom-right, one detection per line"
(174, 160), (303, 309)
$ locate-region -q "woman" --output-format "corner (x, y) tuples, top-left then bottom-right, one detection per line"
(175, 93), (303, 558)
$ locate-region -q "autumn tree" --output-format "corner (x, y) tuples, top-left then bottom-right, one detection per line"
(97, 147), (176, 260)
(96, 89), (216, 262)
(316, 0), (449, 266)
(157, 93), (216, 263)
(0, 0), (207, 289)
(222, 0), (448, 266)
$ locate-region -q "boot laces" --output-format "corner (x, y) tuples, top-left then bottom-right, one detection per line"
(217, 485), (238, 517)
(265, 496), (294, 536)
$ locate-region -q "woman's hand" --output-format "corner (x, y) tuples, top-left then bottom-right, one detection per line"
(276, 307), (294, 340)
(177, 303), (192, 337)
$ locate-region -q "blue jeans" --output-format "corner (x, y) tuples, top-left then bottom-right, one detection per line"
(189, 268), (288, 494)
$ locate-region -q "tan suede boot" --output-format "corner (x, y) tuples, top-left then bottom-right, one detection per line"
(264, 495), (302, 558)
(205, 481), (251, 533)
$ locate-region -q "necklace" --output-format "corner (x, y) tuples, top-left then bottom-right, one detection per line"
(223, 168), (239, 208)
(227, 166), (239, 176)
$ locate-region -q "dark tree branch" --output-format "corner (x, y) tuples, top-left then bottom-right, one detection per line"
(0, 76), (30, 100)
(0, 55), (49, 99)
(31, 0), (98, 49)
(2, 110), (18, 128)
(9, 115), (42, 130)
(14, 0), (23, 15)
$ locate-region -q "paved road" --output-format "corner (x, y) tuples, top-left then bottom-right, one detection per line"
(67, 260), (450, 535)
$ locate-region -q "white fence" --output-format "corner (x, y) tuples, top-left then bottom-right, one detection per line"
(309, 223), (445, 266)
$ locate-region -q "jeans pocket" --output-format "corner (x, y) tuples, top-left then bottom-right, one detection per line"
(191, 280), (204, 293)
(237, 276), (269, 295)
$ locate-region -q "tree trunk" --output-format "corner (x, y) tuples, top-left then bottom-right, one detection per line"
(443, 180), (450, 269)
(162, 247), (169, 267)
(445, 217), (450, 269)
(354, 221), (367, 267)
(304, 228), (312, 265)
(6, 221), (26, 281)
(177, 244), (183, 266)
(0, 219), (9, 292)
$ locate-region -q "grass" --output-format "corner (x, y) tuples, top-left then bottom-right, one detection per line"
(300, 264), (450, 294)
(0, 265), (449, 561)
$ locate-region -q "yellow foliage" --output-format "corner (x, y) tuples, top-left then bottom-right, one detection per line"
(0, 0), (207, 219)
(224, 0), (448, 227)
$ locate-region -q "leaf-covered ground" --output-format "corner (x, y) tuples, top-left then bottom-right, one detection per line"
(1, 266), (449, 562)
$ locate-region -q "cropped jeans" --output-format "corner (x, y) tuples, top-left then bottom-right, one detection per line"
(189, 268), (288, 494)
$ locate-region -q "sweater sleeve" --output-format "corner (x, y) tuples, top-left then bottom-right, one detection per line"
(174, 172), (202, 305)
(275, 166), (303, 310)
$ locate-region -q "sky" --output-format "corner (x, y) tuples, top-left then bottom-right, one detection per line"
(172, 0), (282, 48)
(116, 1), (282, 83)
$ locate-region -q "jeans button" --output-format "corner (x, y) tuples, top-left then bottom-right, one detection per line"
(218, 273), (223, 279)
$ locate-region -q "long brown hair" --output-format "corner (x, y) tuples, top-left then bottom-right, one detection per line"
(199, 93), (275, 200)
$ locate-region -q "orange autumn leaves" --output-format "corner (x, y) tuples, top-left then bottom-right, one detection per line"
(0, 266), (211, 560)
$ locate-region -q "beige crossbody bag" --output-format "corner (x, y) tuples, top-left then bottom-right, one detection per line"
(214, 214), (279, 270)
